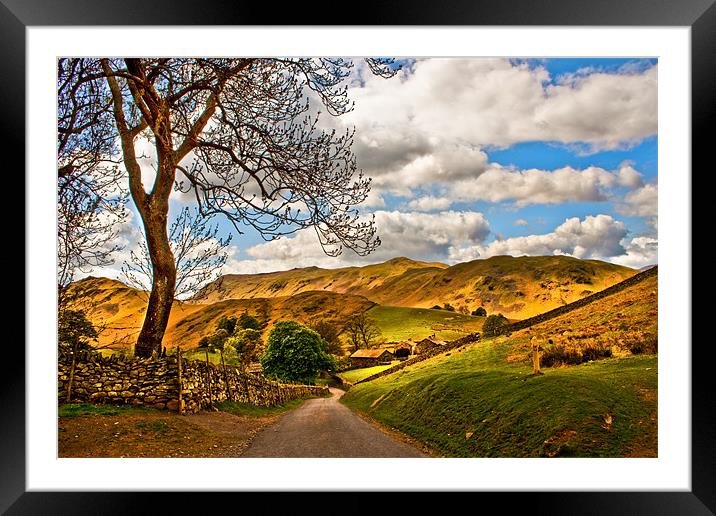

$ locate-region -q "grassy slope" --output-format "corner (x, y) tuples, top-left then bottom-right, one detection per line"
(192, 255), (637, 319)
(368, 305), (485, 342)
(341, 274), (658, 458)
(337, 363), (399, 384)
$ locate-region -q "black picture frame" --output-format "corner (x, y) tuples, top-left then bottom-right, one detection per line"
(3, 0), (707, 513)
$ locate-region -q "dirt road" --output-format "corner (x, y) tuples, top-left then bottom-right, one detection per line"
(241, 388), (427, 457)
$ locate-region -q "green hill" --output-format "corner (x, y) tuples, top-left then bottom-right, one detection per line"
(340, 271), (658, 457)
(367, 305), (485, 343)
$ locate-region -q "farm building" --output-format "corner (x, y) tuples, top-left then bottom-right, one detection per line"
(394, 343), (412, 360)
(414, 338), (443, 355)
(349, 348), (394, 368)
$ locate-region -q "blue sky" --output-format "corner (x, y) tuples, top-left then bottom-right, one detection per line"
(103, 57), (658, 285)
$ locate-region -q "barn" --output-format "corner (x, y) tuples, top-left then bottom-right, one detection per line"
(414, 338), (443, 355)
(349, 348), (394, 368)
(394, 343), (412, 360)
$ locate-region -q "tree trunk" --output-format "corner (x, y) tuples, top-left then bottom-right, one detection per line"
(134, 198), (177, 358)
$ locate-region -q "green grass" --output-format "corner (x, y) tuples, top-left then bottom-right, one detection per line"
(337, 362), (398, 384)
(341, 337), (657, 457)
(367, 305), (484, 342)
(59, 403), (158, 418)
(215, 397), (311, 418)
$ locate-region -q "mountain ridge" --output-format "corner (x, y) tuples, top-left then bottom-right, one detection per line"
(191, 255), (638, 319)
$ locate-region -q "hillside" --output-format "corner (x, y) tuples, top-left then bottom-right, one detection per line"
(192, 255), (637, 319)
(65, 277), (375, 351)
(367, 305), (485, 343)
(340, 269), (658, 457)
(191, 257), (448, 304)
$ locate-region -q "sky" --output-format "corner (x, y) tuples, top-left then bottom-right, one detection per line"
(87, 57), (659, 285)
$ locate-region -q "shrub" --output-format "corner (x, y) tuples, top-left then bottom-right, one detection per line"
(472, 306), (487, 317)
(443, 303), (456, 312)
(225, 328), (263, 369)
(261, 321), (337, 384)
(541, 343), (582, 367)
(216, 315), (238, 335)
(627, 335), (658, 355)
(541, 341), (613, 367)
(482, 314), (509, 337)
(431, 305), (442, 310)
(238, 313), (262, 331)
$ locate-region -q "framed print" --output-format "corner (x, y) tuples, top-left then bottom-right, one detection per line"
(4, 0), (709, 513)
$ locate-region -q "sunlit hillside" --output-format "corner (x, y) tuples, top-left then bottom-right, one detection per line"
(192, 255), (637, 319)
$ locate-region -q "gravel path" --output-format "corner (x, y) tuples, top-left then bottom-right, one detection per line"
(241, 388), (427, 457)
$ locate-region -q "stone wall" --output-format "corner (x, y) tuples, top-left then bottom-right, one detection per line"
(58, 349), (329, 414)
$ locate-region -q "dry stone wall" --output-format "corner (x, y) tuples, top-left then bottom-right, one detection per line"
(58, 349), (328, 414)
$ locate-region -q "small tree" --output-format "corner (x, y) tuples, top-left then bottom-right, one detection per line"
(216, 315), (238, 335)
(58, 309), (98, 352)
(443, 303), (455, 312)
(227, 328), (263, 369)
(309, 320), (343, 356)
(261, 321), (336, 384)
(482, 314), (510, 338)
(238, 313), (262, 331)
(472, 306), (487, 317)
(343, 312), (383, 352)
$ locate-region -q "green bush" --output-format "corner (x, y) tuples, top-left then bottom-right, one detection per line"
(482, 314), (509, 337)
(261, 321), (337, 384)
(238, 313), (262, 331)
(471, 306), (487, 317)
(216, 315), (238, 335)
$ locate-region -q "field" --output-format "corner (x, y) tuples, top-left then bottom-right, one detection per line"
(367, 305), (485, 342)
(341, 273), (658, 457)
(337, 362), (399, 384)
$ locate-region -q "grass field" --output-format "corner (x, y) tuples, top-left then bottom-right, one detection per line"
(337, 362), (399, 384)
(367, 305), (485, 342)
(215, 398), (310, 417)
(341, 337), (657, 457)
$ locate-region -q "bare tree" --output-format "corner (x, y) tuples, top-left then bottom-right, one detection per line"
(344, 312), (383, 352)
(58, 57), (398, 357)
(57, 58), (128, 300)
(121, 207), (231, 300)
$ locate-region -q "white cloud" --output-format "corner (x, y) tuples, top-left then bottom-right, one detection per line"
(225, 210), (491, 274)
(446, 164), (642, 207)
(407, 196), (453, 212)
(618, 183), (658, 218)
(448, 214), (630, 263)
(513, 218), (529, 226)
(610, 236), (658, 269)
(344, 58), (657, 197)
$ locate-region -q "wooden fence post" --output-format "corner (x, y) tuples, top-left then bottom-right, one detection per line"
(531, 336), (544, 376)
(65, 342), (79, 403)
(177, 346), (184, 416)
(220, 348), (232, 401)
(205, 349), (213, 408)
